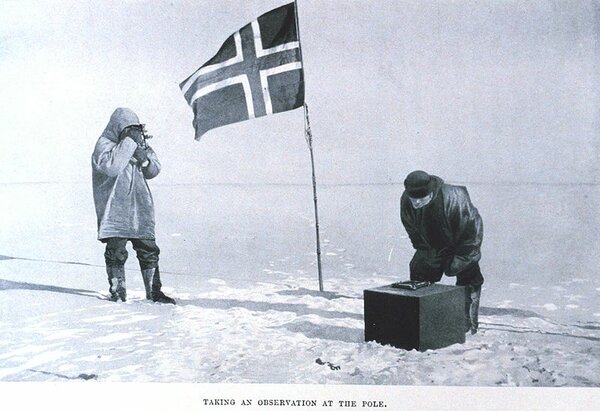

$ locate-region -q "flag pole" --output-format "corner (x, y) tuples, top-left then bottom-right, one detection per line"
(303, 104), (324, 292)
(294, 0), (324, 292)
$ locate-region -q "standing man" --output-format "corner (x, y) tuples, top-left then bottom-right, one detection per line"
(92, 107), (175, 304)
(400, 170), (484, 334)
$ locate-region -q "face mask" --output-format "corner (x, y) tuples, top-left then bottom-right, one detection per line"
(409, 192), (433, 209)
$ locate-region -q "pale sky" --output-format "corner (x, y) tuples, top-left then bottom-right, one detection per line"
(0, 0), (598, 185)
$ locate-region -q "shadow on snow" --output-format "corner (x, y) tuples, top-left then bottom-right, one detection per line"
(0, 278), (104, 299)
(180, 297), (365, 343)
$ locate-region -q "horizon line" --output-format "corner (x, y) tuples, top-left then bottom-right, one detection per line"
(0, 180), (598, 187)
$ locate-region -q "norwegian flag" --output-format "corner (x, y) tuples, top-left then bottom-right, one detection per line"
(180, 2), (304, 140)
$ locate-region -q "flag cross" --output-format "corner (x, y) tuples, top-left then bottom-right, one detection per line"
(182, 21), (302, 121)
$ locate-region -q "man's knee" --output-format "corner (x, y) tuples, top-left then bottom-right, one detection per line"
(132, 239), (160, 269)
(104, 238), (129, 266)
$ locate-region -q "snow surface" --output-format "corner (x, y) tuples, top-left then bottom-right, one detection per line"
(0, 183), (598, 386)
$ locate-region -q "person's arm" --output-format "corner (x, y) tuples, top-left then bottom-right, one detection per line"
(141, 146), (161, 179)
(92, 137), (137, 177)
(445, 187), (483, 276)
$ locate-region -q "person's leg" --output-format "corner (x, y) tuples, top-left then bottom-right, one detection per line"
(469, 285), (482, 334)
(463, 285), (473, 332)
(455, 263), (483, 334)
(131, 239), (175, 304)
(409, 249), (444, 283)
(103, 238), (129, 301)
(131, 239), (159, 271)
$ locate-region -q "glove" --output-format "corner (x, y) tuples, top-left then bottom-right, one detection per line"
(120, 125), (144, 145)
(133, 146), (149, 164)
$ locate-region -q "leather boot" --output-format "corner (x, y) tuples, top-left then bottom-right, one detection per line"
(106, 266), (118, 301)
(108, 266), (127, 302)
(141, 268), (153, 300)
(141, 267), (175, 304)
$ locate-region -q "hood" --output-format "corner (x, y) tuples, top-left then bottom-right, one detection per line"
(100, 108), (140, 142)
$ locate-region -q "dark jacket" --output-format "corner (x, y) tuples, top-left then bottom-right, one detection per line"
(91, 108), (161, 240)
(401, 175), (483, 285)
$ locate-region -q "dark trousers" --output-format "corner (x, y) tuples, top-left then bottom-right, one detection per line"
(410, 249), (483, 331)
(409, 249), (449, 283)
(465, 284), (482, 331)
(409, 249), (484, 287)
(103, 238), (160, 270)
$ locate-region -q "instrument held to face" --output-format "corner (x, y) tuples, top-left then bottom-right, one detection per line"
(138, 124), (153, 149)
(121, 124), (153, 148)
(121, 124), (154, 166)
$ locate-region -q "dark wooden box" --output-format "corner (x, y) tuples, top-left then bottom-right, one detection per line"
(364, 283), (466, 351)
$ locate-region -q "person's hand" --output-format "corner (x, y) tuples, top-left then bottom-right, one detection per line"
(133, 146), (149, 164)
(120, 125), (144, 145)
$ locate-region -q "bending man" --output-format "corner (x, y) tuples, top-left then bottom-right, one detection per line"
(400, 170), (484, 334)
